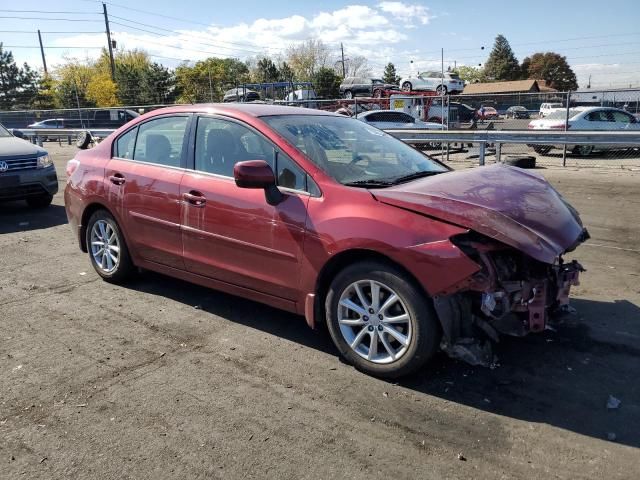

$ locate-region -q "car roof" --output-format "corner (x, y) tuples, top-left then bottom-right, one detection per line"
(145, 103), (339, 118)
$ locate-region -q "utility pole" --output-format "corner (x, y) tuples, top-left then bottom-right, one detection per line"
(340, 43), (346, 77)
(37, 30), (47, 75)
(102, 2), (116, 81)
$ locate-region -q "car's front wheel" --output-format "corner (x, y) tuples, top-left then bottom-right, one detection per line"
(325, 261), (441, 378)
(401, 81), (412, 92)
(86, 209), (134, 283)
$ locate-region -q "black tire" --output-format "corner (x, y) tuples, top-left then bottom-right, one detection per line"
(436, 85), (448, 95)
(343, 90), (353, 99)
(402, 81), (412, 92)
(325, 261), (441, 378)
(26, 193), (53, 208)
(373, 88), (383, 98)
(504, 155), (536, 169)
(574, 145), (594, 157)
(76, 130), (92, 149)
(532, 145), (552, 155)
(85, 209), (134, 283)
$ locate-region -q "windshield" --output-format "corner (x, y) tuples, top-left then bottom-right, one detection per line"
(262, 115), (447, 187)
(0, 124), (11, 137)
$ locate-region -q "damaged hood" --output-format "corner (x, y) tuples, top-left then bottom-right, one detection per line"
(373, 164), (586, 263)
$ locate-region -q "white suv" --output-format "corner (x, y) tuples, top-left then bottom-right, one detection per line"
(399, 72), (465, 95)
(539, 102), (564, 117)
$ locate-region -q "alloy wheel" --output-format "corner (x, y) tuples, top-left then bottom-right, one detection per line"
(90, 220), (120, 273)
(337, 279), (413, 364)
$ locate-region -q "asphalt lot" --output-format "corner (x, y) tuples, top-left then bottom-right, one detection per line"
(1, 143), (639, 479)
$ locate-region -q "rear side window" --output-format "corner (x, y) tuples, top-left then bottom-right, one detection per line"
(116, 127), (137, 159)
(133, 116), (189, 167)
(611, 111), (634, 123)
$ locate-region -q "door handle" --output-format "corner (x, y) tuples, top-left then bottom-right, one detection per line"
(183, 191), (206, 207)
(109, 174), (125, 185)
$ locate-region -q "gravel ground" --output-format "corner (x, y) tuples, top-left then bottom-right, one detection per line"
(1, 143), (639, 479)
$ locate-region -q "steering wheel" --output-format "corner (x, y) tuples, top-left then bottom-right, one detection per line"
(350, 154), (372, 165)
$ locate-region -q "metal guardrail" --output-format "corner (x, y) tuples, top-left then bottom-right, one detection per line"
(383, 129), (640, 165)
(16, 128), (116, 146)
(13, 126), (640, 167)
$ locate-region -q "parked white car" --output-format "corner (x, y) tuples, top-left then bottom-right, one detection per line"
(399, 72), (464, 95)
(356, 110), (446, 149)
(527, 107), (640, 155)
(538, 102), (564, 117)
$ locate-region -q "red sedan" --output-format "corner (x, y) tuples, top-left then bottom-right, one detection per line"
(64, 104), (588, 377)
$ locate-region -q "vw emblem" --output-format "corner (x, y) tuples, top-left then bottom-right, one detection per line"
(0, 160), (8, 173)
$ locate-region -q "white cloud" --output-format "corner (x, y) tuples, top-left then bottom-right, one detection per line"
(378, 1), (431, 25)
(40, 3), (434, 76)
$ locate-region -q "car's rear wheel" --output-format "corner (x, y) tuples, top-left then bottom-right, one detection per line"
(575, 145), (594, 156)
(402, 81), (412, 92)
(325, 261), (440, 378)
(343, 90), (353, 99)
(86, 210), (134, 283)
(26, 193), (53, 208)
(436, 85), (448, 95)
(373, 88), (383, 98)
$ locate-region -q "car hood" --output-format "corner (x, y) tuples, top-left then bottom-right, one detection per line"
(0, 136), (47, 157)
(371, 164), (586, 263)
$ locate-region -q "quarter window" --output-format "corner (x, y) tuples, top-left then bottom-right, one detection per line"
(115, 127), (137, 159)
(132, 116), (189, 167)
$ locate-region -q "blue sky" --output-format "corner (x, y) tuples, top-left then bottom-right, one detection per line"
(2, 0), (640, 88)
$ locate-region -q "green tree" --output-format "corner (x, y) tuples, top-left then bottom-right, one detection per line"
(0, 44), (39, 109)
(382, 62), (400, 84)
(312, 67), (341, 98)
(30, 74), (59, 109)
(54, 60), (97, 108)
(175, 57), (249, 103)
(483, 34), (520, 81)
(521, 52), (578, 91)
(453, 65), (487, 84)
(255, 57), (279, 83)
(278, 61), (294, 82)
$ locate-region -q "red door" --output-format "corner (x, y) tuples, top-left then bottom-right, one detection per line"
(180, 115), (310, 300)
(106, 115), (190, 270)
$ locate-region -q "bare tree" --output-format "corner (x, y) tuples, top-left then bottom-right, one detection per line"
(285, 39), (332, 81)
(344, 56), (371, 78)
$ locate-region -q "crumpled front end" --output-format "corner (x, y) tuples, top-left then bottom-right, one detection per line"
(433, 231), (586, 366)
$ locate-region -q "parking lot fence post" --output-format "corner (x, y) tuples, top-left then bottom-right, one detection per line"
(562, 91), (572, 167)
(68, 135), (72, 146)
(446, 142), (450, 162)
(479, 142), (486, 166)
(495, 142), (502, 163)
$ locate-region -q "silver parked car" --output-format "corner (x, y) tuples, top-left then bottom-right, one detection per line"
(527, 107), (640, 155)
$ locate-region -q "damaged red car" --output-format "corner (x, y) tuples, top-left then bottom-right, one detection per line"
(64, 104), (588, 378)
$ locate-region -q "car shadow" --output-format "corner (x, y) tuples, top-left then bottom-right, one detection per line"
(0, 202), (68, 233)
(127, 272), (640, 448)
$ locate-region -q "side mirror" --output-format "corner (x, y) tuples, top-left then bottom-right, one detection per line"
(233, 160), (283, 206)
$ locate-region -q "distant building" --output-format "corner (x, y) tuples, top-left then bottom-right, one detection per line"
(462, 79), (556, 95)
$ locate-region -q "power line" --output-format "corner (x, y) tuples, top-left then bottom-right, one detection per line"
(2, 45), (103, 49)
(80, 0), (219, 28)
(0, 15), (102, 22)
(0, 30), (104, 33)
(108, 14), (284, 52)
(0, 9), (100, 15)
